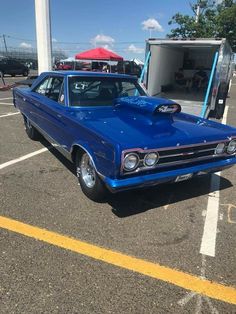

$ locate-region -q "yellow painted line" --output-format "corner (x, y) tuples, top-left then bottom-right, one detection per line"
(0, 215), (236, 305)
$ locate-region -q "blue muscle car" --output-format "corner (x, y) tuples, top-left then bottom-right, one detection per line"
(13, 71), (236, 201)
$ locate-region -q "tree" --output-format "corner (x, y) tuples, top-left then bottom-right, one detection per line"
(167, 0), (236, 52)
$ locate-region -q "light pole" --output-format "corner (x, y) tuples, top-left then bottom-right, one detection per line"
(35, 0), (52, 74)
(148, 26), (155, 38)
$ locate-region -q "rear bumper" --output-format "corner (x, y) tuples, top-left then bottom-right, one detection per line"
(103, 157), (236, 192)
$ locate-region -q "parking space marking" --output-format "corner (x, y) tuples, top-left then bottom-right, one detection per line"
(0, 112), (20, 118)
(200, 105), (229, 257)
(221, 204), (236, 224)
(200, 173), (221, 257)
(0, 148), (48, 170)
(0, 102), (14, 106)
(222, 105), (229, 125)
(0, 215), (235, 305)
(0, 97), (13, 100)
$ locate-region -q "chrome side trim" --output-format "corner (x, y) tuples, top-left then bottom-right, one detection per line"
(23, 116), (72, 161)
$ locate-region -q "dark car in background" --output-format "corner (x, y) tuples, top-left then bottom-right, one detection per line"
(116, 61), (142, 77)
(0, 58), (29, 77)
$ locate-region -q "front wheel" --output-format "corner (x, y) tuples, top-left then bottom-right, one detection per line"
(76, 152), (107, 201)
(23, 115), (40, 140)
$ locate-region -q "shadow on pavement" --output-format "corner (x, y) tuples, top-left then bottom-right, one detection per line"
(107, 173), (232, 218)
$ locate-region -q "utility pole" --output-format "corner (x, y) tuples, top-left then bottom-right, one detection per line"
(35, 0), (52, 74)
(1, 34), (8, 56)
(195, 3), (201, 23)
(195, 0), (207, 23)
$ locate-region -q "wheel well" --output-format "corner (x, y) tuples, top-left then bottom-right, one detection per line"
(71, 145), (86, 164)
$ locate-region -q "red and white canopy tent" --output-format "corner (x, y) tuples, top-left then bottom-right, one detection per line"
(75, 47), (123, 71)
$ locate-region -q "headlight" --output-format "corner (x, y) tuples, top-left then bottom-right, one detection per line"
(123, 153), (139, 171)
(227, 140), (236, 154)
(215, 143), (225, 155)
(144, 152), (159, 166)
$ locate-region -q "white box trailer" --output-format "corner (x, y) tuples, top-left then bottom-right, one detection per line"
(144, 38), (233, 119)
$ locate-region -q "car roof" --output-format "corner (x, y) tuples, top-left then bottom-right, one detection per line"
(43, 71), (137, 80)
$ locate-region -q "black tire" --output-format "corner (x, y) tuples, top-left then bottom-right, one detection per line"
(11, 74), (16, 77)
(23, 115), (40, 140)
(76, 151), (107, 201)
(23, 70), (28, 77)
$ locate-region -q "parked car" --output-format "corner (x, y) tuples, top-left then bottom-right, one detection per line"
(116, 60), (142, 77)
(0, 58), (29, 77)
(13, 71), (236, 201)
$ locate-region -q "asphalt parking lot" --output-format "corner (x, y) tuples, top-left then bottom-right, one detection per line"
(0, 74), (236, 313)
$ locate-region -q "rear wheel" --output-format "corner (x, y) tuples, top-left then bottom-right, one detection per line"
(76, 151), (107, 201)
(23, 115), (40, 140)
(23, 70), (28, 77)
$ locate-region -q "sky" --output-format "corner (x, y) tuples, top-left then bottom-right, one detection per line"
(0, 0), (194, 61)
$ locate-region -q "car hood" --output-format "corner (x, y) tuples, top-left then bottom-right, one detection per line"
(70, 97), (236, 150)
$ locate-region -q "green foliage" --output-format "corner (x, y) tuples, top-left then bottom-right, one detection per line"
(167, 0), (236, 51)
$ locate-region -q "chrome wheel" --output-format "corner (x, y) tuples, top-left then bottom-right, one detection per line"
(80, 153), (96, 188)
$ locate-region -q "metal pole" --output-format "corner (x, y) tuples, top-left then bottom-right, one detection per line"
(201, 51), (219, 118)
(3, 34), (8, 55)
(139, 50), (151, 84)
(35, 0), (52, 74)
(195, 4), (200, 23)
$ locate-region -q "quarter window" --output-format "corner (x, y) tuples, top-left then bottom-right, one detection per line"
(34, 77), (51, 95)
(34, 76), (64, 103)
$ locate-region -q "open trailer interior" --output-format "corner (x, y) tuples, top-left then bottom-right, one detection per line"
(145, 39), (233, 118)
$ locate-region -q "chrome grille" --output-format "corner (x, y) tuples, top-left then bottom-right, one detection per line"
(121, 140), (235, 174)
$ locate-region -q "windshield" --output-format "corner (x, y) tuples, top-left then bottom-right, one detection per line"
(68, 76), (147, 107)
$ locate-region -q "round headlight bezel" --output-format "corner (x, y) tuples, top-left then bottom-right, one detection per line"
(144, 152), (159, 167)
(227, 140), (236, 154)
(123, 153), (140, 171)
(215, 143), (226, 155)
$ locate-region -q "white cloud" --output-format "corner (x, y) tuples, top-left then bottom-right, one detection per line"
(127, 44), (144, 54)
(102, 44), (114, 51)
(19, 42), (32, 49)
(141, 18), (163, 32)
(90, 34), (115, 47)
(52, 38), (57, 42)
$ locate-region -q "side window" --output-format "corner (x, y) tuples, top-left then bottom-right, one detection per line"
(34, 77), (51, 95)
(48, 77), (64, 102)
(58, 80), (65, 105)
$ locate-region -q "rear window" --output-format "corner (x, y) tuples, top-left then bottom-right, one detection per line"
(68, 76), (146, 107)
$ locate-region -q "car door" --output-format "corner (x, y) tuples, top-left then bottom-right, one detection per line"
(32, 75), (71, 151)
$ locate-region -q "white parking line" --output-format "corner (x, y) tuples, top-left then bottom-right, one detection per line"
(0, 148), (49, 170)
(200, 173), (221, 257)
(199, 105), (229, 257)
(0, 97), (13, 100)
(0, 112), (20, 118)
(0, 102), (14, 106)
(222, 105), (228, 125)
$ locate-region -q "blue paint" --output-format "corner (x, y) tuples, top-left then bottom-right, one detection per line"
(13, 71), (236, 193)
